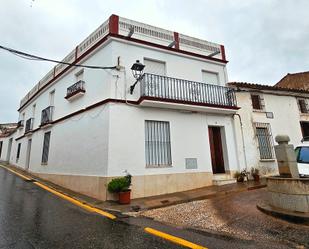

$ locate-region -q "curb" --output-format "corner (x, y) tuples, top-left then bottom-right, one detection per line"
(257, 202), (309, 225)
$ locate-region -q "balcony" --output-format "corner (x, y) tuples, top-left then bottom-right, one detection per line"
(25, 118), (34, 134)
(17, 120), (24, 129)
(65, 80), (85, 100)
(41, 106), (54, 127)
(139, 73), (238, 113)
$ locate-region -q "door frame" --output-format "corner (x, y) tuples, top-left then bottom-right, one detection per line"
(208, 126), (228, 174)
(25, 139), (32, 170)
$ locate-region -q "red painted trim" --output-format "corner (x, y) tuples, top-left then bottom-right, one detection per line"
(220, 45), (226, 61)
(110, 34), (228, 64)
(18, 31), (227, 111)
(138, 96), (240, 110)
(15, 96), (238, 141)
(109, 14), (119, 35)
(18, 34), (110, 111)
(173, 32), (179, 49)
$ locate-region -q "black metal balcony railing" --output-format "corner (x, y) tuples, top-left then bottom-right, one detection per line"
(25, 118), (34, 133)
(17, 120), (24, 128)
(66, 80), (85, 99)
(140, 73), (237, 108)
(41, 106), (54, 126)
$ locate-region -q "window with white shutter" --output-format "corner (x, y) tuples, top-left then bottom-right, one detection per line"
(145, 120), (172, 167)
(41, 131), (51, 164)
(144, 58), (166, 76)
(202, 71), (219, 85)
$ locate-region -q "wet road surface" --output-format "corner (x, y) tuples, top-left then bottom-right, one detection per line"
(0, 167), (184, 249)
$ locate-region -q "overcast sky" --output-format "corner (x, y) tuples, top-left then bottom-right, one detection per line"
(1, 0), (309, 123)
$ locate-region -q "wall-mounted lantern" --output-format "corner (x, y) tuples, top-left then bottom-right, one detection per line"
(130, 60), (145, 94)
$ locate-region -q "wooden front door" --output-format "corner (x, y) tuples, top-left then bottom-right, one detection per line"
(208, 127), (225, 174)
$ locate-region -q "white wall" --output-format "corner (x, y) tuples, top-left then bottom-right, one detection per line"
(235, 90), (305, 174)
(107, 104), (238, 177)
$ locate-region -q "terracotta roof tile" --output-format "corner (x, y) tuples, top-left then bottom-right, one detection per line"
(275, 71), (309, 90)
(228, 81), (309, 94)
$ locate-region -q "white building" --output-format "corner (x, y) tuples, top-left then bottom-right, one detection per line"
(0, 14), (242, 201)
(229, 82), (309, 175)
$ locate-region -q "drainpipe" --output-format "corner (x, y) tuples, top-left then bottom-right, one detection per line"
(234, 113), (248, 170)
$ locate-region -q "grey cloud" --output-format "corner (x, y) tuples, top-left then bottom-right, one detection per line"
(0, 0), (308, 122)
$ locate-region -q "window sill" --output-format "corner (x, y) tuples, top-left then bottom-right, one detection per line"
(260, 159), (276, 162)
(146, 164), (173, 168)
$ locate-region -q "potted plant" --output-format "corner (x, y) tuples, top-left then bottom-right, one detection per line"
(234, 169), (250, 182)
(251, 167), (260, 182)
(107, 173), (132, 204)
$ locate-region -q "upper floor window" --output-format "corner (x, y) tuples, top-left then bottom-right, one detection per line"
(298, 98), (308, 114)
(251, 94), (264, 110)
(32, 104), (36, 117)
(75, 69), (84, 82)
(144, 58), (166, 76)
(49, 90), (55, 106)
(202, 71), (219, 85)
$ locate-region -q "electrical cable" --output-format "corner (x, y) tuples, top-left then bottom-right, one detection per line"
(0, 45), (117, 70)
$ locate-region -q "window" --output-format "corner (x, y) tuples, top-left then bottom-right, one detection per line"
(300, 121), (309, 138)
(75, 69), (84, 82)
(144, 58), (166, 76)
(32, 104), (36, 117)
(202, 71), (219, 85)
(16, 143), (21, 162)
(49, 90), (55, 106)
(145, 120), (172, 166)
(0, 141), (2, 158)
(298, 99), (308, 113)
(41, 131), (51, 164)
(251, 94), (264, 110)
(255, 123), (274, 160)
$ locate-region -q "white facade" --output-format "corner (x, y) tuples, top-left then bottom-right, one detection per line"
(230, 83), (309, 175)
(0, 15), (239, 200)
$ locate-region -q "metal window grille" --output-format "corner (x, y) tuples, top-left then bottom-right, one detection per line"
(41, 131), (51, 164)
(254, 123), (274, 159)
(145, 120), (172, 166)
(16, 143), (21, 162)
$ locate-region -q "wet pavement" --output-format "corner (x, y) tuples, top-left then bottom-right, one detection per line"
(140, 188), (309, 248)
(0, 167), (183, 249)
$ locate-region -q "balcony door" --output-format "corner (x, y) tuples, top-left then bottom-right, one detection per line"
(144, 58), (166, 98)
(208, 126), (225, 174)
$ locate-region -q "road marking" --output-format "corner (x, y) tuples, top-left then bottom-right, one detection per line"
(0, 164), (31, 181)
(0, 164), (116, 220)
(145, 227), (207, 249)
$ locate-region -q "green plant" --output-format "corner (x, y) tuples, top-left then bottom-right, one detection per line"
(251, 167), (259, 176)
(108, 174), (132, 193)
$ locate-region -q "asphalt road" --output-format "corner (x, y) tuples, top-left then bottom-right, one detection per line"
(0, 167), (184, 249)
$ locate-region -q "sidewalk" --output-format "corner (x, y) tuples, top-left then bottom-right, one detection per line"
(1, 162), (266, 214)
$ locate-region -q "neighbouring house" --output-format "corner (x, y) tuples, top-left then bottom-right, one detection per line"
(0, 14), (241, 201)
(228, 82), (309, 174)
(0, 123), (17, 162)
(275, 71), (309, 90)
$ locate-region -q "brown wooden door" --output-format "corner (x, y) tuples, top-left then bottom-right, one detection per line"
(208, 127), (225, 174)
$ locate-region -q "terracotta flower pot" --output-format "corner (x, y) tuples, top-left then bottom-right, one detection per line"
(118, 190), (131, 204)
(253, 175), (260, 182)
